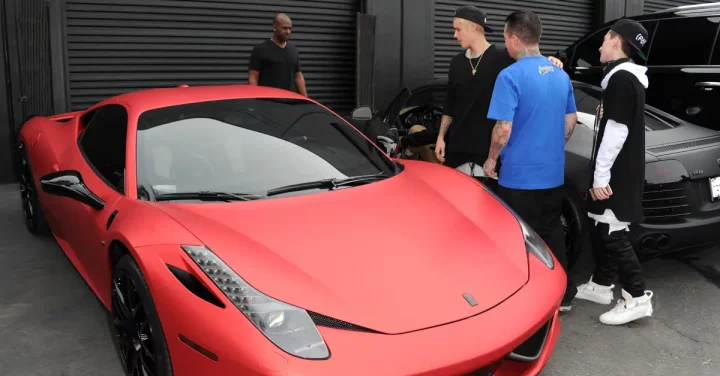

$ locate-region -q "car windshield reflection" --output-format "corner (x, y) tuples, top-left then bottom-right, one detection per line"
(135, 98), (396, 201)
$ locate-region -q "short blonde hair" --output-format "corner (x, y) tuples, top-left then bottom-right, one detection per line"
(456, 18), (483, 33)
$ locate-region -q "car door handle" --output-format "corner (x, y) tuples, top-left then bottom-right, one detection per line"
(696, 82), (720, 91)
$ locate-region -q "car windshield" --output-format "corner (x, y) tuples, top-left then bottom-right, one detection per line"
(573, 85), (676, 131)
(135, 98), (396, 200)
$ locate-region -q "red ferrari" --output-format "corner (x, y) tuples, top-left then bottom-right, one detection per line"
(17, 84), (566, 376)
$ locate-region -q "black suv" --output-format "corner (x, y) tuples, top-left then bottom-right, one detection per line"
(560, 3), (720, 131)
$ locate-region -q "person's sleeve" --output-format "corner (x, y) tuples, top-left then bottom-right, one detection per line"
(443, 60), (455, 117)
(487, 69), (519, 121)
(566, 80), (577, 114)
(295, 50), (301, 73)
(249, 45), (262, 71)
(593, 119), (629, 188)
(602, 73), (636, 126)
(593, 74), (635, 188)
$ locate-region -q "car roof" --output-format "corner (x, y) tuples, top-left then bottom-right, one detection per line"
(88, 84), (310, 114)
(413, 76), (600, 92)
(652, 2), (720, 15)
(563, 2), (720, 52)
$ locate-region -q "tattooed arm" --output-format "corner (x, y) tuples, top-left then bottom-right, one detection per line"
(434, 115), (453, 163)
(483, 120), (512, 178)
(489, 120), (512, 160)
(565, 112), (577, 143)
(437, 115), (453, 141)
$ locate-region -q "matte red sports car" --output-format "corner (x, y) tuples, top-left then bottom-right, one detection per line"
(17, 84), (566, 376)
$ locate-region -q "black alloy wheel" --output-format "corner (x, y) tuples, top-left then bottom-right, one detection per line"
(111, 255), (173, 376)
(18, 143), (47, 234)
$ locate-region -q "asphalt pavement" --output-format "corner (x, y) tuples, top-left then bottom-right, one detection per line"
(1, 183), (718, 376)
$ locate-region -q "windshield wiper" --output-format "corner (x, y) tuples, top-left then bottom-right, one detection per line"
(266, 174), (389, 197)
(154, 191), (264, 202)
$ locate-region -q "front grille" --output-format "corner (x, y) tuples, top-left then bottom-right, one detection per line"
(308, 311), (379, 333)
(508, 318), (552, 362)
(643, 182), (692, 223)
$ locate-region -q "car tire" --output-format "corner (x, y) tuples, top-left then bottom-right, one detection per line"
(110, 254), (174, 376)
(18, 142), (49, 235)
(561, 186), (587, 270)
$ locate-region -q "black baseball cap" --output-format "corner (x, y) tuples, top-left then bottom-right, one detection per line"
(610, 18), (649, 60)
(454, 6), (494, 33)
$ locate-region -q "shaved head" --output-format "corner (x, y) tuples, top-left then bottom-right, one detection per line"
(274, 13), (291, 25)
(272, 13), (293, 43)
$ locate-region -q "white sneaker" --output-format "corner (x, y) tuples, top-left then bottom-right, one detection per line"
(575, 277), (615, 305)
(599, 289), (654, 326)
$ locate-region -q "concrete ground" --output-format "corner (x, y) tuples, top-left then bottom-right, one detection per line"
(1, 183), (719, 376)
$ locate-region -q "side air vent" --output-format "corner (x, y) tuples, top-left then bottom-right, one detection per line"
(648, 136), (720, 154)
(643, 182), (692, 223)
(166, 264), (226, 309)
(508, 318), (552, 362)
(308, 311), (380, 333)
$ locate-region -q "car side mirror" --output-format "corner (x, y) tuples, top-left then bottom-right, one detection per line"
(40, 170), (106, 210)
(351, 106), (373, 121)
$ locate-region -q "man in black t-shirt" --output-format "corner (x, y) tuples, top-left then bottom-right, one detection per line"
(249, 13), (308, 96)
(574, 19), (655, 326)
(433, 6), (562, 189)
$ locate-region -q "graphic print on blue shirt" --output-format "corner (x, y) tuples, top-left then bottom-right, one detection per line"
(487, 56), (577, 190)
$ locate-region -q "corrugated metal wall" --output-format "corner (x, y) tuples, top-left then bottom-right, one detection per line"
(14, 0), (54, 123)
(644, 0), (716, 13)
(433, 0), (594, 78)
(64, 0), (359, 114)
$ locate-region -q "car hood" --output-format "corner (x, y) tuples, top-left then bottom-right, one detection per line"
(150, 163), (529, 334)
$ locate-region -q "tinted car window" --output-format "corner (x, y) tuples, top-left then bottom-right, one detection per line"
(572, 85), (673, 131)
(79, 104), (128, 192)
(647, 17), (719, 66)
(572, 21), (657, 68)
(712, 36), (720, 65)
(404, 86), (447, 108)
(135, 98), (396, 198)
(572, 27), (609, 68)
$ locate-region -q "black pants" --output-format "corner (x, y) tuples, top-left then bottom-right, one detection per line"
(588, 222), (646, 297)
(497, 185), (577, 303)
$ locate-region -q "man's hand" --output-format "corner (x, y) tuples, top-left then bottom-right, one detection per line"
(597, 103), (604, 119)
(547, 56), (564, 69)
(590, 186), (613, 201)
(483, 158), (498, 179)
(435, 139), (446, 163)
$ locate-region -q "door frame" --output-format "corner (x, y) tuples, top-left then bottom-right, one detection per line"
(0, 0), (18, 182)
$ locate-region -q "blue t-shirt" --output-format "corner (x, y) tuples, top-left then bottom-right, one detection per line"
(487, 56), (577, 190)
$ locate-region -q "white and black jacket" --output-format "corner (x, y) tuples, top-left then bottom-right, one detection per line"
(587, 58), (649, 225)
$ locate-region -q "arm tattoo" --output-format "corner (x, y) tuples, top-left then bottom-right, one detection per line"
(488, 120), (512, 160)
(438, 115), (453, 139)
(565, 119), (576, 143)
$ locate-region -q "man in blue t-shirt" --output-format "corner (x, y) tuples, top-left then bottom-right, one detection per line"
(483, 10), (579, 311)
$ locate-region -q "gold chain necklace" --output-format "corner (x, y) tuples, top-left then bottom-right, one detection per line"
(468, 52), (484, 75)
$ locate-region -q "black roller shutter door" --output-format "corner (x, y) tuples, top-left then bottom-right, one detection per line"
(64, 0), (359, 114)
(433, 0), (594, 78)
(644, 0), (715, 13)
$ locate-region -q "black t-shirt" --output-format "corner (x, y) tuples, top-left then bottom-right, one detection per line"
(443, 45), (515, 158)
(587, 65), (647, 223)
(249, 40), (301, 92)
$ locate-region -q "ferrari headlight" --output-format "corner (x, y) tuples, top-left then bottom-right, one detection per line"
(517, 217), (555, 269)
(181, 245), (330, 359)
(481, 186), (555, 269)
